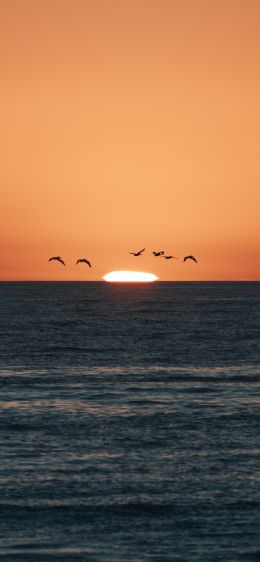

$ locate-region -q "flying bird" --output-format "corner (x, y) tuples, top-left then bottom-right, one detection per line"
(130, 248), (145, 256)
(76, 259), (92, 268)
(49, 256), (66, 266)
(163, 255), (179, 260)
(152, 251), (164, 256)
(183, 255), (198, 263)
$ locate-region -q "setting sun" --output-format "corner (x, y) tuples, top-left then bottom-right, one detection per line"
(103, 271), (158, 282)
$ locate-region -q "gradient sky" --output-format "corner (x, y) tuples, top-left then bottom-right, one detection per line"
(1, 0), (259, 280)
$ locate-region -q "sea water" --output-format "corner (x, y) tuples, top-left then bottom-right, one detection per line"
(0, 281), (259, 561)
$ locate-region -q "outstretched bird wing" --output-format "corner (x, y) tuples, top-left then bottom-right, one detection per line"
(130, 248), (145, 255)
(76, 259), (91, 267)
(49, 256), (65, 265)
(184, 255), (197, 263)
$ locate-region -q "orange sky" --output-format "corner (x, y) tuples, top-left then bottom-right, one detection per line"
(1, 0), (259, 281)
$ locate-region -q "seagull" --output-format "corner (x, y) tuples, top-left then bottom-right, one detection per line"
(130, 248), (145, 256)
(183, 255), (198, 263)
(152, 251), (164, 256)
(76, 258), (92, 268)
(49, 256), (66, 266)
(163, 255), (179, 260)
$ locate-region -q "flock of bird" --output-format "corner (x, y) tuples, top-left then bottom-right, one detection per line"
(49, 257), (91, 267)
(131, 248), (198, 262)
(49, 250), (198, 267)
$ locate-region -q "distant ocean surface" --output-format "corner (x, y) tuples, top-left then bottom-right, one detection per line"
(0, 281), (260, 562)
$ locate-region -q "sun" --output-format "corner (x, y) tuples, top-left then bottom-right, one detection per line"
(103, 271), (158, 282)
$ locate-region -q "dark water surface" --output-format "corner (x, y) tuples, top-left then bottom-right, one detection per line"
(0, 282), (260, 561)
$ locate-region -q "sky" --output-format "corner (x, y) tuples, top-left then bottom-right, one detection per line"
(1, 0), (259, 281)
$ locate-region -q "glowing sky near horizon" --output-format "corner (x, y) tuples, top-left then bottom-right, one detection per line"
(103, 271), (158, 282)
(0, 0), (259, 281)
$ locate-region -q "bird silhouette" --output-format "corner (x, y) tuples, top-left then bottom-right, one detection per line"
(130, 248), (145, 256)
(49, 256), (66, 266)
(152, 251), (164, 256)
(183, 255), (198, 263)
(76, 259), (91, 268)
(163, 255), (179, 260)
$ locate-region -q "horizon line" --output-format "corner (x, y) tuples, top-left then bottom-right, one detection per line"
(0, 279), (259, 283)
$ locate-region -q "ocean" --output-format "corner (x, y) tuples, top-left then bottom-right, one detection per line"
(0, 281), (259, 561)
